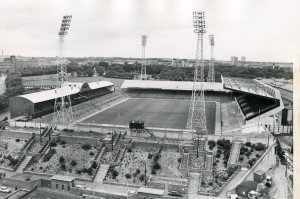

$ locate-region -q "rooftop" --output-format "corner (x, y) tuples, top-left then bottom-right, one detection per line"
(50, 175), (75, 182)
(15, 81), (113, 104)
(121, 80), (225, 91)
(137, 187), (164, 195)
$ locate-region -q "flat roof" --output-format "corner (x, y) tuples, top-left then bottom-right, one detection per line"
(16, 81), (113, 104)
(50, 175), (75, 182)
(137, 187), (164, 195)
(121, 80), (226, 91)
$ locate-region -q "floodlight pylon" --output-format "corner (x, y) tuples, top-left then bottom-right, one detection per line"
(208, 35), (215, 82)
(141, 35), (147, 80)
(187, 11), (207, 141)
(53, 15), (73, 123)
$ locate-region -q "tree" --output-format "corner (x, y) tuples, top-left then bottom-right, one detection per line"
(0, 95), (9, 110)
(153, 162), (161, 170)
(139, 174), (145, 182)
(91, 161), (97, 169)
(4, 73), (24, 97)
(60, 164), (66, 171)
(255, 142), (266, 151)
(111, 169), (119, 179)
(70, 160), (77, 166)
(125, 173), (131, 179)
(83, 68), (94, 77)
(59, 156), (65, 164)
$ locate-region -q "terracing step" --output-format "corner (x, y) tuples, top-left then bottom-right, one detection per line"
(228, 141), (242, 165)
(96, 146), (106, 161)
(193, 137), (206, 151)
(203, 154), (213, 171)
(180, 153), (190, 168)
(113, 132), (122, 145)
(188, 172), (201, 194)
(115, 147), (126, 163)
(198, 138), (206, 151)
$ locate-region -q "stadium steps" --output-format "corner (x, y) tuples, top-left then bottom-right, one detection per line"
(97, 145), (106, 160)
(114, 132), (125, 146)
(15, 155), (32, 173)
(94, 164), (110, 183)
(180, 153), (190, 168)
(198, 138), (206, 151)
(203, 153), (213, 172)
(43, 127), (52, 137)
(114, 146), (127, 163)
(193, 137), (206, 151)
(228, 141), (242, 165)
(188, 172), (201, 194)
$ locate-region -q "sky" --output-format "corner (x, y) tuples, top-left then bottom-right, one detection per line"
(0, 0), (299, 65)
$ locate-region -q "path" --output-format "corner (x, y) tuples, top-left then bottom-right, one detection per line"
(217, 169), (248, 197)
(188, 173), (200, 194)
(268, 163), (291, 199)
(93, 164), (110, 183)
(228, 141), (241, 165)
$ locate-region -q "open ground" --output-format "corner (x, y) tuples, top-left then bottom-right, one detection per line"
(83, 98), (216, 133)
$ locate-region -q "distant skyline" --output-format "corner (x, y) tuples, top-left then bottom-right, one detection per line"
(0, 0), (299, 65)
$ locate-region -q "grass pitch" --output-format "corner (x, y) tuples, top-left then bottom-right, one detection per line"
(83, 98), (216, 133)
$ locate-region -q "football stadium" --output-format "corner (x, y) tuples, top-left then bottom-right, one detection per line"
(10, 76), (284, 135)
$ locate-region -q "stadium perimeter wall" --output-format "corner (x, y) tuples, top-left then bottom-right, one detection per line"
(9, 121), (271, 145)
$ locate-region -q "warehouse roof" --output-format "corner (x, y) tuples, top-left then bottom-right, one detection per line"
(121, 80), (226, 91)
(16, 81), (113, 104)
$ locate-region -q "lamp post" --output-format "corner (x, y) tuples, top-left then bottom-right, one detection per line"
(141, 35), (147, 80)
(144, 161), (147, 186)
(39, 121), (42, 144)
(187, 11), (207, 148)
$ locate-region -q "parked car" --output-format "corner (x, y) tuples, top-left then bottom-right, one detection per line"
(0, 186), (11, 193)
(264, 175), (272, 187)
(168, 191), (183, 197)
(128, 190), (136, 194)
(230, 194), (240, 199)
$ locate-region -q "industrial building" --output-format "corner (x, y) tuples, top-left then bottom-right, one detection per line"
(10, 81), (114, 119)
(0, 55), (38, 72)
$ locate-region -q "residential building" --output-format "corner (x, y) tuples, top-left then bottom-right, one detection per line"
(230, 56), (238, 66)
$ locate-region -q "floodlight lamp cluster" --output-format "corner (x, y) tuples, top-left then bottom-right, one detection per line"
(193, 11), (206, 34)
(209, 35), (215, 46)
(59, 15), (72, 36)
(141, 35), (147, 46)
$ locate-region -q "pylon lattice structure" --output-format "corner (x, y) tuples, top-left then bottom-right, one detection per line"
(141, 35), (147, 80)
(207, 35), (215, 82)
(187, 11), (207, 137)
(53, 15), (73, 123)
